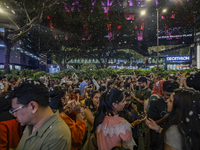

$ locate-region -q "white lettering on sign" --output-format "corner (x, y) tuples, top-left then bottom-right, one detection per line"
(158, 34), (193, 39)
(166, 56), (190, 61)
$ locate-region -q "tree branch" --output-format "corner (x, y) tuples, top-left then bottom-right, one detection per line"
(9, 14), (40, 35)
(39, 10), (44, 23)
(9, 0), (56, 34)
(23, 0), (31, 22)
(11, 24), (33, 45)
(6, 14), (20, 29)
(47, 0), (58, 9)
(38, 0), (58, 22)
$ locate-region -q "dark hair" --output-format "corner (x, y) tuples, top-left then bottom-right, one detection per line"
(117, 81), (123, 88)
(186, 71), (200, 91)
(99, 85), (107, 93)
(124, 91), (137, 115)
(168, 74), (178, 81)
(64, 85), (72, 92)
(79, 78), (83, 82)
(92, 88), (124, 132)
(9, 80), (49, 107)
(124, 91), (130, 98)
(111, 146), (129, 150)
(84, 77), (89, 80)
(158, 74), (163, 77)
(61, 83), (68, 87)
(125, 83), (130, 90)
(146, 75), (151, 78)
(107, 81), (114, 89)
(86, 89), (91, 97)
(94, 77), (98, 81)
(0, 96), (11, 113)
(0, 96), (14, 122)
(0, 91), (10, 97)
(49, 86), (65, 113)
(163, 80), (179, 92)
(138, 77), (147, 84)
(85, 90), (100, 112)
(126, 77), (131, 82)
(163, 88), (200, 150)
(111, 73), (117, 79)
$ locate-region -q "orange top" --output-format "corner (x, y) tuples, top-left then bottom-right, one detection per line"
(0, 119), (23, 150)
(60, 113), (87, 150)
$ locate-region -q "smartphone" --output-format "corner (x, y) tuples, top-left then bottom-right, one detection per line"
(138, 112), (146, 118)
(140, 115), (147, 121)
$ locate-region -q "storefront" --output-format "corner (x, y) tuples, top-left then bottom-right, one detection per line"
(165, 56), (191, 70)
(48, 64), (60, 73)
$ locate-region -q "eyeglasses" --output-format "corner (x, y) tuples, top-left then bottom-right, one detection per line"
(9, 105), (26, 114)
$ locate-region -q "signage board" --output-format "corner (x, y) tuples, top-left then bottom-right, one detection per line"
(166, 56), (190, 61)
(158, 34), (193, 39)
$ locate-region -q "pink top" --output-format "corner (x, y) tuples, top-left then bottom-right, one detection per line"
(96, 115), (133, 150)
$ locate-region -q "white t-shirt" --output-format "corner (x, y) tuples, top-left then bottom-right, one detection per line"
(165, 125), (182, 150)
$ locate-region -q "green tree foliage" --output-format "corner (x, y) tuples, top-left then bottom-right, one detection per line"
(3, 67), (200, 81)
(46, 0), (139, 68)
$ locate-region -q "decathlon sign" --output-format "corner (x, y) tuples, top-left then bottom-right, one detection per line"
(166, 56), (190, 61)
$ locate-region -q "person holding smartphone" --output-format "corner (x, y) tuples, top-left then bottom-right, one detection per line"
(118, 92), (142, 150)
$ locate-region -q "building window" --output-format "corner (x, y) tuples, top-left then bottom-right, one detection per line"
(15, 65), (21, 70)
(0, 65), (4, 69)
(23, 57), (26, 63)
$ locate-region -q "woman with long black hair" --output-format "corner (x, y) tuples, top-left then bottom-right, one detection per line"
(119, 92), (142, 150)
(81, 90), (101, 150)
(93, 88), (136, 150)
(146, 88), (200, 150)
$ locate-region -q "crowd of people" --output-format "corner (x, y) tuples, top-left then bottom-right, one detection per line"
(0, 70), (200, 150)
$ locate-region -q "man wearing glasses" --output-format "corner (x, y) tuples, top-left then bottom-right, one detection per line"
(9, 80), (71, 150)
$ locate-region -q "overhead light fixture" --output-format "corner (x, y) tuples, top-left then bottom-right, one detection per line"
(141, 10), (146, 15)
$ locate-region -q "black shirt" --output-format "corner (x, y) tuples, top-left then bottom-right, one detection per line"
(147, 97), (168, 150)
(147, 97), (168, 121)
(134, 87), (151, 113)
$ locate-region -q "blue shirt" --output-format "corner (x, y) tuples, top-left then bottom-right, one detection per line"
(80, 81), (88, 95)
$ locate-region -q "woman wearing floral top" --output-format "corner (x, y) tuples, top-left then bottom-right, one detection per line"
(93, 88), (136, 150)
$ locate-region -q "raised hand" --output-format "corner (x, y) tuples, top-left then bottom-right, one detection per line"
(130, 92), (136, 99)
(73, 100), (81, 114)
(145, 118), (159, 131)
